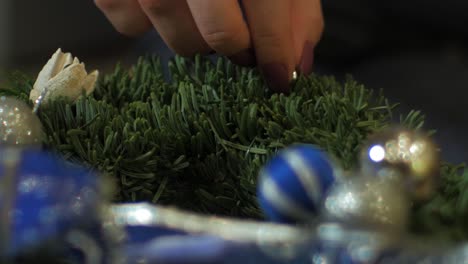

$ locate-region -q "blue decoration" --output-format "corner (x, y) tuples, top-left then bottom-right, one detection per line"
(0, 149), (104, 258)
(0, 147), (465, 263)
(127, 235), (232, 263)
(126, 234), (317, 264)
(257, 145), (336, 223)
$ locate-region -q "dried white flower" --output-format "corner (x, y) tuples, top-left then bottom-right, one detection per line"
(30, 48), (99, 107)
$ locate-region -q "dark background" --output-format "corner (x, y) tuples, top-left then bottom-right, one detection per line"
(1, 0), (468, 163)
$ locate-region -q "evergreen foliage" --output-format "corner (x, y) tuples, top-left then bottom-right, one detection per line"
(1, 55), (468, 242)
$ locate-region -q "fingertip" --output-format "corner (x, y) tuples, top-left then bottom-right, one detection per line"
(94, 0), (116, 11)
(95, 0), (152, 37)
(297, 41), (315, 76)
(257, 50), (295, 94)
(138, 0), (171, 15)
(187, 0), (252, 64)
(292, 0), (324, 76)
(228, 48), (256, 67)
(260, 63), (291, 94)
(115, 20), (153, 37)
(242, 0), (295, 93)
(138, 0), (211, 57)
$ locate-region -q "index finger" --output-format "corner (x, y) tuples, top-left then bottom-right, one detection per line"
(241, 0), (295, 93)
(95, 0), (152, 36)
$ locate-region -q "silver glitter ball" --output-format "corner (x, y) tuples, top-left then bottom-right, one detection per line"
(323, 176), (410, 233)
(360, 126), (440, 201)
(0, 96), (43, 147)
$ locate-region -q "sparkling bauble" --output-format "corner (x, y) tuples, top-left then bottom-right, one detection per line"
(360, 126), (440, 201)
(0, 149), (109, 258)
(0, 96), (43, 147)
(257, 145), (336, 223)
(323, 176), (409, 233)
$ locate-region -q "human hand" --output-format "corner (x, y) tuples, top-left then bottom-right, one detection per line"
(95, 0), (324, 93)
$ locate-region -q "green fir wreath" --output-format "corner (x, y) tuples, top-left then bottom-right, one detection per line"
(1, 55), (468, 243)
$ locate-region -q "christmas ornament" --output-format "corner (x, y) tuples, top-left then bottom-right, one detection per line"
(0, 96), (43, 147)
(0, 149), (112, 260)
(314, 222), (411, 264)
(30, 48), (98, 110)
(127, 235), (232, 264)
(360, 126), (440, 201)
(113, 205), (467, 264)
(112, 203), (314, 264)
(257, 145), (336, 223)
(323, 176), (409, 233)
(111, 203), (307, 244)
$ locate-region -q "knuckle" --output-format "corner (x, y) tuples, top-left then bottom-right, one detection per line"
(138, 0), (171, 14)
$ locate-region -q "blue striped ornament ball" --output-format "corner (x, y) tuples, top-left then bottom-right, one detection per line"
(257, 145), (336, 223)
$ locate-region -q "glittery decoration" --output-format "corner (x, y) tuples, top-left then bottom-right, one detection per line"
(360, 126), (440, 201)
(0, 96), (43, 147)
(112, 203), (317, 263)
(323, 176), (409, 233)
(257, 145), (336, 223)
(111, 203), (308, 245)
(0, 149), (120, 262)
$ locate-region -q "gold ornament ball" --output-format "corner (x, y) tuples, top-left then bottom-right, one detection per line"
(0, 96), (43, 147)
(323, 176), (410, 233)
(360, 126), (440, 201)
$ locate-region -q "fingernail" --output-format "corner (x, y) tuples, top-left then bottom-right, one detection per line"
(298, 41), (315, 75)
(261, 63), (290, 94)
(228, 48), (256, 67)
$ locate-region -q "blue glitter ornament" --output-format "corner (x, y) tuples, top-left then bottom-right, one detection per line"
(257, 145), (336, 223)
(0, 149), (109, 259)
